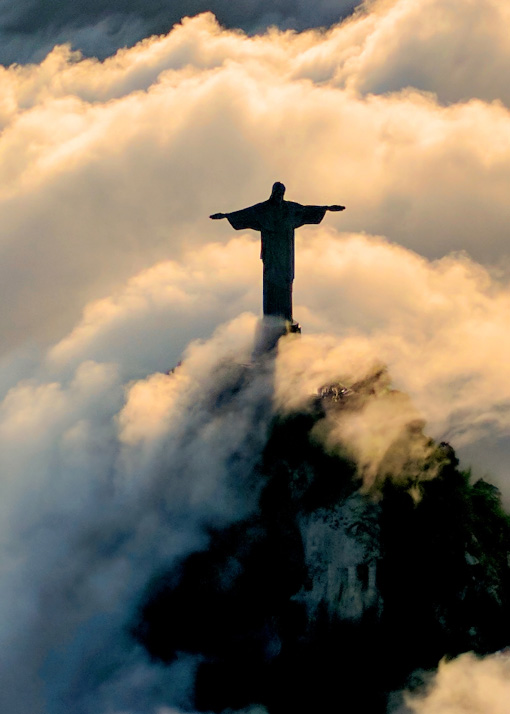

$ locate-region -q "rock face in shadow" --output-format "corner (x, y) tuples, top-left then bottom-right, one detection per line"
(132, 372), (510, 713)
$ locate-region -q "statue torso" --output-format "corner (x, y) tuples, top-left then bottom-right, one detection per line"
(258, 201), (297, 286)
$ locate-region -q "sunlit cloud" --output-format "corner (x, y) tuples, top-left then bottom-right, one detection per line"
(402, 652), (510, 714)
(1, 6), (510, 359)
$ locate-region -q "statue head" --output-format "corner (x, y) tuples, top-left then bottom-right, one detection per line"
(269, 181), (286, 203)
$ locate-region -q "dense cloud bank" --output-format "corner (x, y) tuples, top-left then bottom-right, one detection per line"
(2, 3), (510, 363)
(0, 0), (358, 65)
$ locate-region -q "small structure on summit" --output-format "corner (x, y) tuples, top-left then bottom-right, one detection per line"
(210, 182), (345, 326)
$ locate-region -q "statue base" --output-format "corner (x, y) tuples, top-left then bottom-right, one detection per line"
(252, 316), (301, 359)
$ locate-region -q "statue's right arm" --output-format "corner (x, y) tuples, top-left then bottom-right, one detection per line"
(213, 205), (262, 231)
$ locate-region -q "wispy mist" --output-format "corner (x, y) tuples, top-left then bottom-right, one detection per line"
(0, 318), (276, 713)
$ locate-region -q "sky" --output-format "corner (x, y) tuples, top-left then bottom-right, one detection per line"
(0, 0), (358, 64)
(2, 0), (510, 712)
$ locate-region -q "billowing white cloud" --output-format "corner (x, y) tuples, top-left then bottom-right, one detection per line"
(37, 228), (510, 491)
(401, 652), (510, 714)
(0, 317), (276, 713)
(1, 6), (510, 361)
(328, 0), (510, 105)
(47, 236), (260, 378)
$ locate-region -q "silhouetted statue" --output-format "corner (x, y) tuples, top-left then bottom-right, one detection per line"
(211, 182), (345, 322)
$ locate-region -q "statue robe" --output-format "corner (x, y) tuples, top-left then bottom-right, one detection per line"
(225, 200), (327, 320)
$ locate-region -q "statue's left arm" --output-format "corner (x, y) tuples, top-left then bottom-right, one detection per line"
(291, 203), (345, 228)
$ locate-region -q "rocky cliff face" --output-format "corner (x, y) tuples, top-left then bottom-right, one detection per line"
(132, 366), (510, 713)
(297, 495), (382, 623)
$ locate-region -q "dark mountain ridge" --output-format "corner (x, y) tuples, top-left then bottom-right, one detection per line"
(132, 363), (510, 713)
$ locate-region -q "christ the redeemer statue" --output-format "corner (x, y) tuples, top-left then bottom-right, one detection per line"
(210, 182), (345, 322)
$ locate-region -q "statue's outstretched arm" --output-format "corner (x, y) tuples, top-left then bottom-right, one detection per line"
(210, 213), (226, 219)
(326, 205), (346, 211)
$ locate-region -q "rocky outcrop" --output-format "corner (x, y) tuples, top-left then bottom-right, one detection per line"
(132, 369), (510, 714)
(297, 495), (382, 622)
